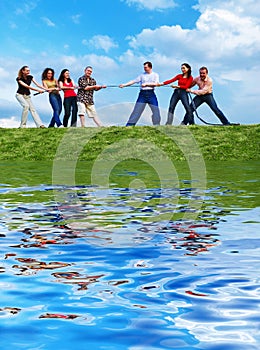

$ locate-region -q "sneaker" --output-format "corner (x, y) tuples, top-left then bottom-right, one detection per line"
(59, 125), (64, 128)
(40, 125), (45, 128)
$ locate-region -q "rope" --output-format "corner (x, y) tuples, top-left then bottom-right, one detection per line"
(34, 84), (174, 94)
(33, 91), (47, 96)
(188, 92), (222, 126)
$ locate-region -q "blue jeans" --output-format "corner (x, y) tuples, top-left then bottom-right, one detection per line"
(48, 93), (62, 127)
(182, 93), (230, 125)
(63, 96), (78, 127)
(166, 89), (193, 125)
(126, 90), (161, 126)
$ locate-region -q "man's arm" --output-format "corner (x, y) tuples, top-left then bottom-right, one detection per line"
(142, 82), (158, 87)
(188, 76), (212, 95)
(119, 80), (136, 88)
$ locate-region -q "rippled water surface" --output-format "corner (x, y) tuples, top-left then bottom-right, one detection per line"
(0, 161), (259, 350)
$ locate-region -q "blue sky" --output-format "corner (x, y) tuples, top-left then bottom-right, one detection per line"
(0, 0), (259, 127)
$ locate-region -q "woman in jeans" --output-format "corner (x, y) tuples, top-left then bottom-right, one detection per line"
(16, 65), (46, 128)
(42, 68), (63, 128)
(158, 63), (193, 125)
(58, 69), (78, 127)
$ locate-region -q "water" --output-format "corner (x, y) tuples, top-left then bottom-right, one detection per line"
(0, 161), (259, 350)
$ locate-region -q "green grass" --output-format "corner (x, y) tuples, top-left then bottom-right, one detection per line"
(0, 124), (259, 161)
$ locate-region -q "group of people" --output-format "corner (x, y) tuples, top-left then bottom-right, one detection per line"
(119, 61), (232, 126)
(16, 65), (106, 128)
(15, 62), (233, 128)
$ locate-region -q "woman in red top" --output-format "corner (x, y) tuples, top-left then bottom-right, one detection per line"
(58, 69), (78, 127)
(159, 63), (193, 125)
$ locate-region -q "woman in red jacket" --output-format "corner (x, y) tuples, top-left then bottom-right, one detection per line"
(159, 63), (193, 125)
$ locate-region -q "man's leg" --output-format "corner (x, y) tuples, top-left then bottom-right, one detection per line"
(78, 102), (86, 127)
(204, 94), (230, 125)
(126, 91), (146, 126)
(148, 91), (161, 125)
(86, 104), (102, 127)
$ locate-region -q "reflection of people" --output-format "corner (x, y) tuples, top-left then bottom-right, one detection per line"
(15, 66), (46, 128)
(181, 66), (231, 125)
(58, 69), (78, 127)
(77, 66), (106, 127)
(42, 68), (63, 128)
(119, 61), (161, 126)
(158, 63), (193, 125)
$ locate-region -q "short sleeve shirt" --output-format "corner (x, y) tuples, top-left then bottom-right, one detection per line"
(16, 75), (33, 95)
(77, 75), (96, 105)
(133, 71), (159, 90)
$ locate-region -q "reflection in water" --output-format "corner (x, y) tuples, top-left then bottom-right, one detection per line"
(0, 176), (260, 349)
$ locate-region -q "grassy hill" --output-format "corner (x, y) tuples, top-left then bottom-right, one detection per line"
(0, 124), (259, 161)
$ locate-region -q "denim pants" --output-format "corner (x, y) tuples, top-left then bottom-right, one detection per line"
(49, 93), (62, 127)
(166, 89), (193, 125)
(63, 96), (78, 127)
(183, 93), (230, 125)
(16, 93), (43, 128)
(126, 89), (161, 126)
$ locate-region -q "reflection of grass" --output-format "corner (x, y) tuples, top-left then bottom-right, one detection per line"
(0, 124), (259, 161)
(0, 160), (259, 227)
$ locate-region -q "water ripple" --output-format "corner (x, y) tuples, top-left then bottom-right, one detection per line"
(0, 183), (259, 350)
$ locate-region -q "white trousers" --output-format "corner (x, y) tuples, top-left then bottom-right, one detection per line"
(16, 93), (43, 128)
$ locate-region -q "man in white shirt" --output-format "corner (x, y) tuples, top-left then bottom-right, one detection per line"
(119, 61), (161, 126)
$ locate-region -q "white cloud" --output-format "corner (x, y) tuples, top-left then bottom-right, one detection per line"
(194, 8), (260, 58)
(71, 14), (81, 24)
(9, 22), (17, 29)
(126, 6), (260, 62)
(15, 0), (39, 15)
(0, 116), (36, 128)
(0, 67), (11, 79)
(122, 0), (259, 72)
(195, 0), (260, 17)
(41, 17), (55, 27)
(84, 35), (118, 53)
(123, 0), (177, 10)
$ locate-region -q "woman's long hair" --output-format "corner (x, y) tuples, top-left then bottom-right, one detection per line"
(58, 69), (71, 83)
(17, 66), (29, 79)
(42, 68), (54, 81)
(181, 63), (192, 78)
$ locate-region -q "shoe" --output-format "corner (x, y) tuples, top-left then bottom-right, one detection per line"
(180, 122), (186, 125)
(40, 125), (45, 128)
(59, 125), (64, 128)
